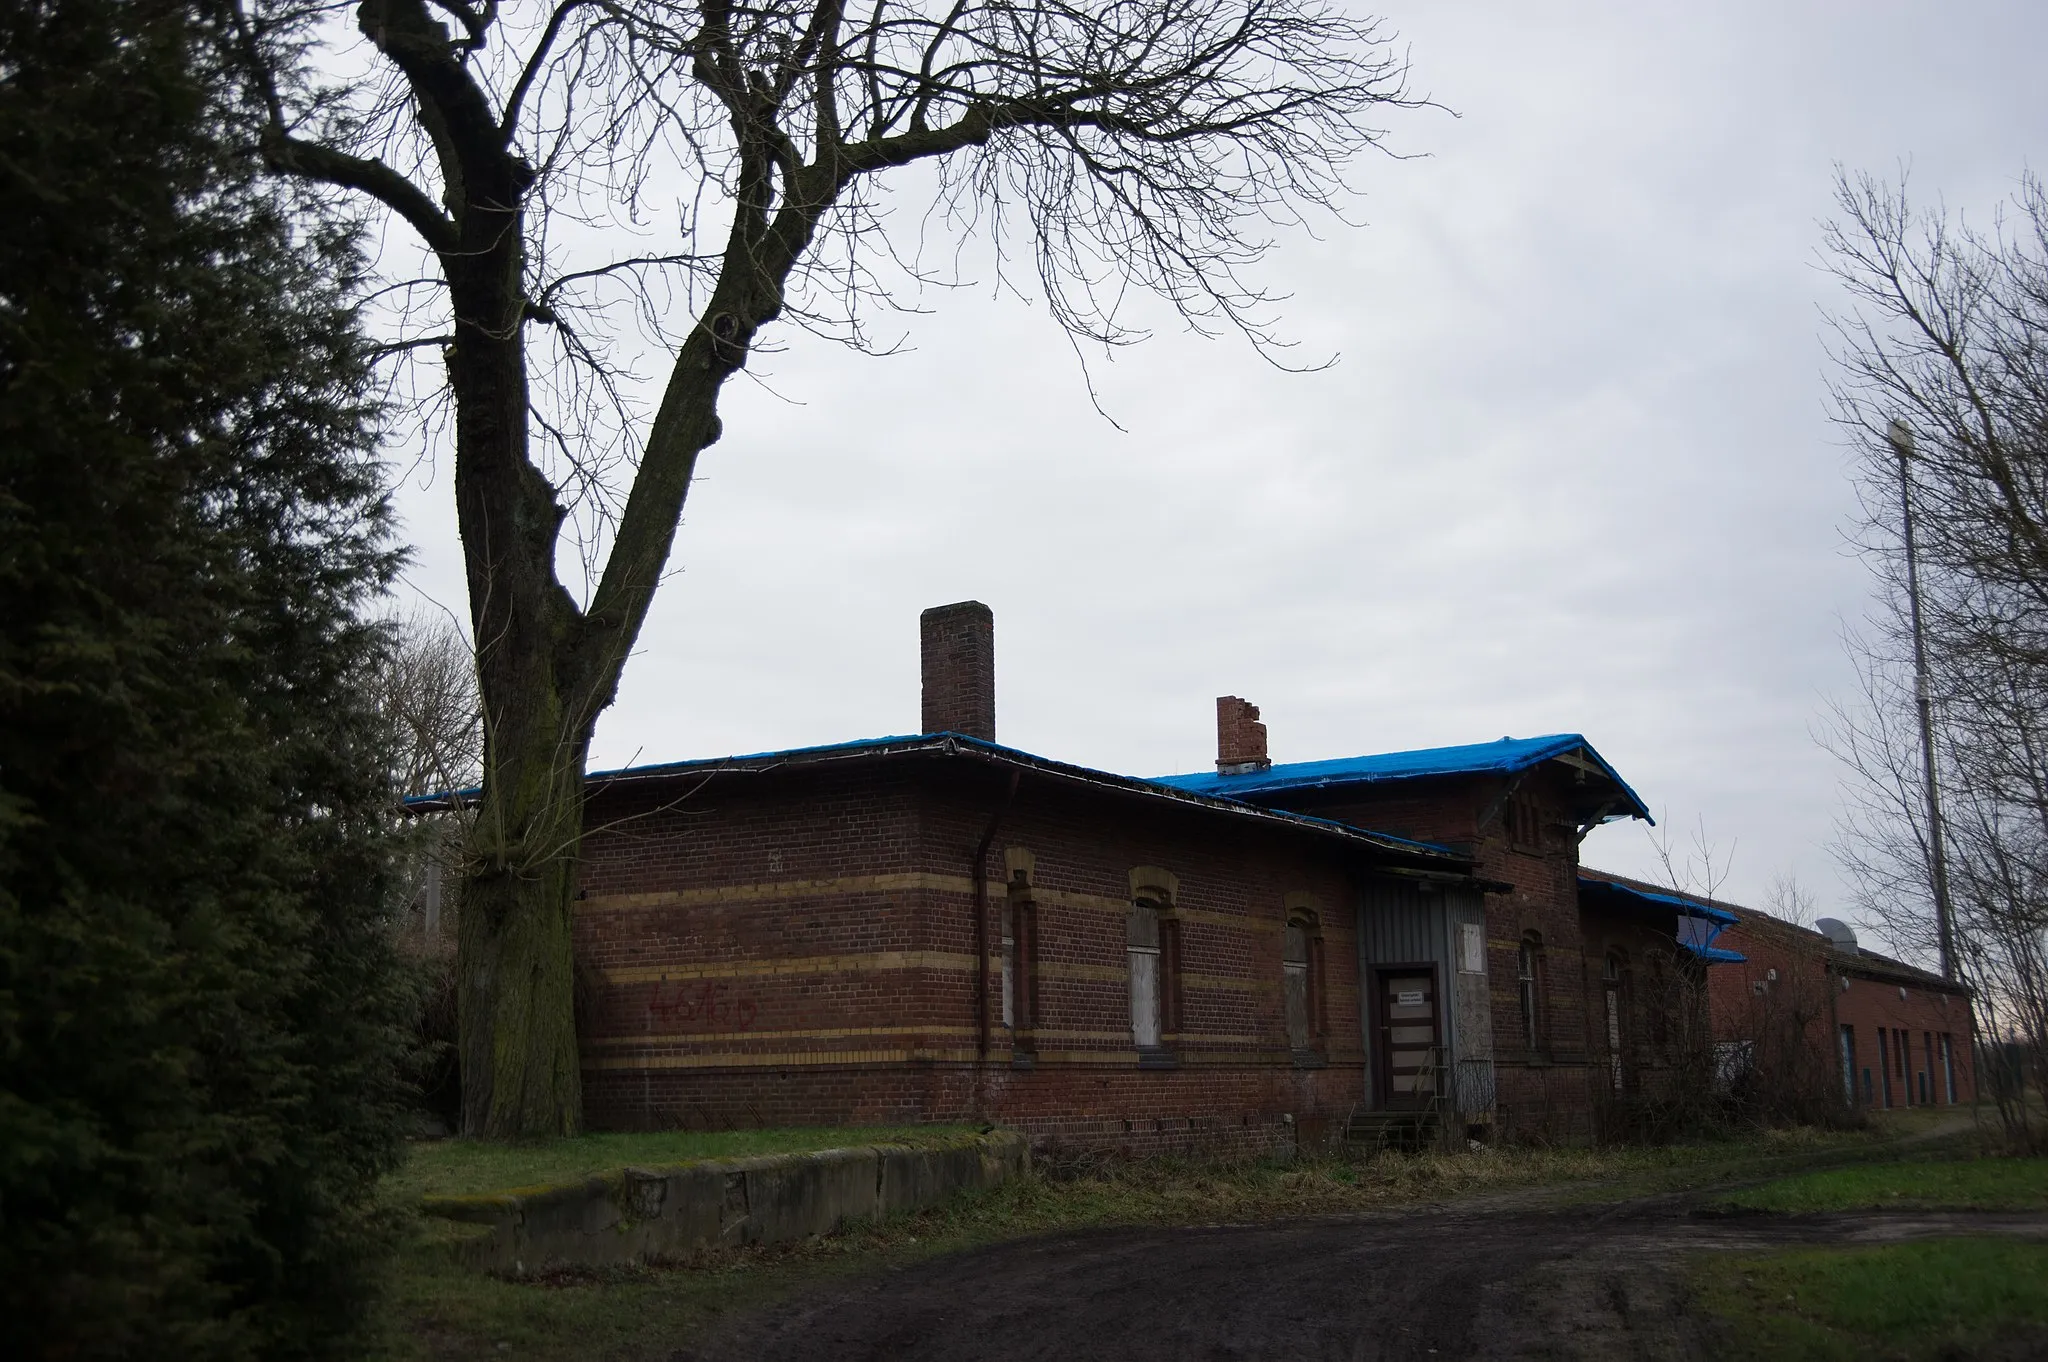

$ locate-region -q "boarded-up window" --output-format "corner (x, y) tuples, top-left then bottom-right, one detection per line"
(1007, 884), (1037, 1040)
(1128, 903), (1161, 1048)
(1517, 933), (1544, 1049)
(1458, 921), (1485, 975)
(1283, 921), (1311, 1051)
(1602, 951), (1627, 1094)
(1000, 902), (1014, 1029)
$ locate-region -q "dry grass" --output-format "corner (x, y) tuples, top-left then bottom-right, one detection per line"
(845, 1124), (1881, 1243)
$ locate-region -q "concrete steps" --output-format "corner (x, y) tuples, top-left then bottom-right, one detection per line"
(1344, 1108), (1442, 1154)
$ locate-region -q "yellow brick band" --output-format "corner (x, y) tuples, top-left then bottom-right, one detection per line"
(582, 872), (1299, 937)
(601, 950), (976, 985)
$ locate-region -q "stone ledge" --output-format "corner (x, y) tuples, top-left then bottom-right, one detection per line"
(420, 1129), (1029, 1276)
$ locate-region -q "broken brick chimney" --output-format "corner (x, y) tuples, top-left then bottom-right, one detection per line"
(1216, 696), (1271, 775)
(921, 601), (995, 741)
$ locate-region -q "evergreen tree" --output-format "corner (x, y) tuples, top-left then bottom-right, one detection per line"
(0, 0), (413, 1355)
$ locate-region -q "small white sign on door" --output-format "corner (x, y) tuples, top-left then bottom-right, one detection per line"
(1396, 990), (1424, 1007)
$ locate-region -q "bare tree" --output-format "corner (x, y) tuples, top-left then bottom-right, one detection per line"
(220, 0), (1430, 1134)
(1822, 168), (2048, 1147)
(376, 605), (484, 801)
(1645, 809), (1735, 906)
(372, 607), (481, 955)
(1763, 872), (1818, 931)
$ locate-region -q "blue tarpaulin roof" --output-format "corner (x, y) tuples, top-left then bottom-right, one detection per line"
(1578, 875), (1738, 926)
(1150, 734), (1652, 822)
(1579, 874), (1745, 963)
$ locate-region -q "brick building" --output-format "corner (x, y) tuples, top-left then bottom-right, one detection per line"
(447, 602), (1745, 1153)
(1153, 724), (1740, 1141)
(1701, 902), (1975, 1113)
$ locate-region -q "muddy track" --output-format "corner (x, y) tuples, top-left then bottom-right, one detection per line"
(672, 1204), (2048, 1362)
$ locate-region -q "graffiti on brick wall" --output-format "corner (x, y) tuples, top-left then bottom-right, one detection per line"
(648, 981), (759, 1031)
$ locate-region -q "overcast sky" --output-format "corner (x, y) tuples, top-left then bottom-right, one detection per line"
(391, 1), (2044, 932)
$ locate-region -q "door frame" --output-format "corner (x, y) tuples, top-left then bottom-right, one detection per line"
(1373, 963), (1444, 1110)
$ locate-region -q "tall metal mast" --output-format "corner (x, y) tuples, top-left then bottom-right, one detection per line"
(1888, 418), (1957, 980)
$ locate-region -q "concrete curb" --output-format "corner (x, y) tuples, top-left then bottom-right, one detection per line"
(421, 1129), (1030, 1276)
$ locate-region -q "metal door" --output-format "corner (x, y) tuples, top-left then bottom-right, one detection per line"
(1376, 966), (1441, 1107)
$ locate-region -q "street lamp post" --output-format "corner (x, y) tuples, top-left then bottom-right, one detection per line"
(1888, 418), (1958, 981)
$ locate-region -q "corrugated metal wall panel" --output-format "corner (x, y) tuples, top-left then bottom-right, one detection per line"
(1356, 880), (1497, 1118)
(1357, 879), (1443, 965)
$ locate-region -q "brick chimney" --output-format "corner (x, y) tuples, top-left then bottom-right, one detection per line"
(1216, 696), (1271, 774)
(920, 601), (995, 741)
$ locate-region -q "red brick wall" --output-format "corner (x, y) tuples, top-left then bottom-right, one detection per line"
(1476, 768), (1601, 1141)
(926, 765), (1368, 1155)
(1268, 768), (1697, 1142)
(573, 757), (1382, 1155)
(1577, 901), (1708, 1106)
(1279, 771), (1596, 1139)
(571, 752), (1719, 1150)
(1709, 912), (1975, 1112)
(1835, 968), (1975, 1110)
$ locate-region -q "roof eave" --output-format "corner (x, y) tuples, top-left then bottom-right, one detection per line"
(409, 732), (1474, 873)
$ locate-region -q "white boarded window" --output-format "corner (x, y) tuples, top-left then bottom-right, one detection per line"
(1458, 921), (1486, 975)
(1000, 902), (1014, 1029)
(1128, 902), (1162, 1048)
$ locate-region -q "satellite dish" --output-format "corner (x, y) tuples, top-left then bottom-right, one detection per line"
(1816, 917), (1859, 955)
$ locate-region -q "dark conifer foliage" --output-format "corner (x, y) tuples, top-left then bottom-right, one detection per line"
(0, 1), (413, 1355)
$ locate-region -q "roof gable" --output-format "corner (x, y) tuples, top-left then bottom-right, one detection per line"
(1149, 734), (1651, 823)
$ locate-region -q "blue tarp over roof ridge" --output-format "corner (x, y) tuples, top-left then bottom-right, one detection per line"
(1149, 734), (1652, 822)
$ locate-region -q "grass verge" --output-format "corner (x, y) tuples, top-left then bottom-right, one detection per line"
(1718, 1157), (2048, 1214)
(376, 1124), (1894, 1362)
(390, 1124), (977, 1201)
(1690, 1238), (2048, 1361)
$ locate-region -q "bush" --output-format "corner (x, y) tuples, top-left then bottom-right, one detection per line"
(0, 1), (412, 1355)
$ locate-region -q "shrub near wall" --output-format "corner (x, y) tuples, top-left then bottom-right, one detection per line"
(0, 3), (411, 1356)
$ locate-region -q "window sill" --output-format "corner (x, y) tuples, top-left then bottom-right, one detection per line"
(1291, 1049), (1328, 1070)
(1136, 1047), (1179, 1071)
(1009, 1050), (1035, 1072)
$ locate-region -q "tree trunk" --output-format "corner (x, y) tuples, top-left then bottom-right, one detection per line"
(429, 94), (806, 1135)
(458, 727), (587, 1137)
(444, 180), (594, 1136)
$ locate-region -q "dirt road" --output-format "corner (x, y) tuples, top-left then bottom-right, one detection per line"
(674, 1201), (2048, 1362)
